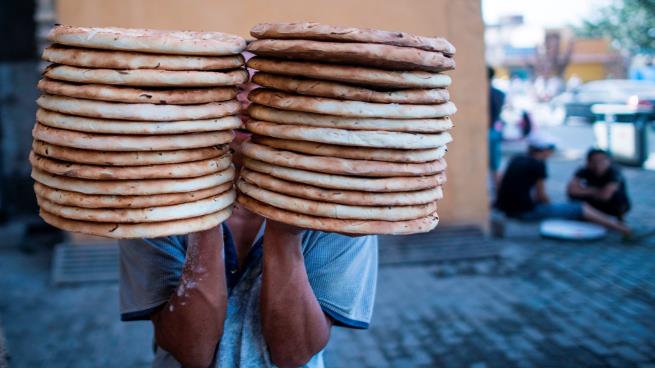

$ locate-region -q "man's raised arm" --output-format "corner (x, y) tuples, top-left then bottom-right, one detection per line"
(150, 225), (228, 368)
(260, 221), (332, 368)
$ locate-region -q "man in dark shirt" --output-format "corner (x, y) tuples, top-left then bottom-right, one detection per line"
(495, 136), (632, 236)
(567, 149), (630, 220)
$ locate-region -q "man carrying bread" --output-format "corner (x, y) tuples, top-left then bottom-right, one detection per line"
(118, 83), (378, 367)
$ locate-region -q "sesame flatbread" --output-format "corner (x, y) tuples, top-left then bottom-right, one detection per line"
(241, 140), (446, 177)
(251, 73), (449, 104)
(33, 123), (234, 151)
(37, 109), (241, 135)
(48, 25), (246, 55)
(243, 158), (445, 192)
(246, 121), (452, 149)
(32, 141), (228, 166)
(31, 166), (235, 195)
(43, 45), (245, 70)
(247, 39), (455, 72)
(39, 208), (231, 239)
(37, 189), (235, 223)
(38, 79), (237, 105)
(238, 194), (438, 235)
(249, 89), (456, 119)
(250, 22), (455, 55)
(237, 180), (435, 221)
(30, 151), (231, 180)
(248, 57), (451, 89)
(241, 169), (442, 206)
(37, 95), (240, 121)
(248, 105), (453, 133)
(251, 136), (447, 163)
(44, 64), (249, 87)
(34, 181), (233, 209)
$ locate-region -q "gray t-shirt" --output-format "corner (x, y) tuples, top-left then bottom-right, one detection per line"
(118, 224), (378, 367)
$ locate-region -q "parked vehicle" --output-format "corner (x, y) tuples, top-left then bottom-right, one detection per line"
(551, 80), (655, 123)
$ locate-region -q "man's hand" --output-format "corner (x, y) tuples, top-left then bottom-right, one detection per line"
(260, 220), (331, 367)
(150, 225), (228, 368)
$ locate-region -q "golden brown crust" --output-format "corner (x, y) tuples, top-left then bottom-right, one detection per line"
(32, 123), (235, 151)
(38, 78), (238, 105)
(43, 64), (249, 87)
(250, 22), (455, 55)
(48, 25), (245, 55)
(243, 158), (445, 192)
(43, 45), (245, 70)
(39, 208), (231, 239)
(252, 73), (449, 104)
(247, 39), (455, 72)
(247, 57), (451, 89)
(241, 140), (446, 177)
(248, 89), (456, 119)
(37, 94), (241, 121)
(29, 151), (232, 180)
(31, 166), (235, 195)
(32, 141), (228, 166)
(252, 136), (447, 163)
(34, 182), (233, 209)
(240, 168), (442, 206)
(238, 194), (439, 235)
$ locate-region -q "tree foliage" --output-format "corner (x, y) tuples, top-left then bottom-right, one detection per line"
(576, 0), (655, 54)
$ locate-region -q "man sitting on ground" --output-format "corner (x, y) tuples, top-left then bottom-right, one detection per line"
(494, 135), (633, 236)
(567, 149), (630, 221)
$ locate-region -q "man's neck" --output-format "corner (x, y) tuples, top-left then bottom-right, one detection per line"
(226, 204), (265, 267)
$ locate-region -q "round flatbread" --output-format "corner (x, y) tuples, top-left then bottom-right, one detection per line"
(38, 78), (237, 105)
(30, 151), (231, 180)
(248, 105), (453, 133)
(238, 194), (438, 235)
(39, 208), (231, 239)
(241, 168), (442, 206)
(37, 189), (235, 223)
(48, 25), (245, 55)
(37, 109), (242, 135)
(246, 121), (452, 149)
(33, 123), (234, 151)
(32, 141), (228, 166)
(250, 22), (455, 55)
(247, 39), (455, 72)
(249, 90), (456, 119)
(252, 136), (448, 163)
(241, 140), (445, 177)
(237, 180), (435, 221)
(248, 57), (451, 89)
(35, 181), (233, 209)
(42, 45), (245, 70)
(243, 158), (445, 192)
(31, 166), (235, 195)
(37, 95), (240, 121)
(44, 64), (249, 87)
(251, 73), (449, 104)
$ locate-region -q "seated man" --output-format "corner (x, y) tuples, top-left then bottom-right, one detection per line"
(494, 135), (632, 236)
(567, 149), (630, 220)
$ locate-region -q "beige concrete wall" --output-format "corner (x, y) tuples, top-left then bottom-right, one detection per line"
(57, 0), (489, 228)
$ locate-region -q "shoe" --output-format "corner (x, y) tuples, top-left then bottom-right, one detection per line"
(622, 227), (655, 244)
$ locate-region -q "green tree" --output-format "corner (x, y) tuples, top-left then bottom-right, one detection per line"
(576, 0), (655, 54)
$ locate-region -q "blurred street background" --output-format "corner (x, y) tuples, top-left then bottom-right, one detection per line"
(1, 0), (655, 367)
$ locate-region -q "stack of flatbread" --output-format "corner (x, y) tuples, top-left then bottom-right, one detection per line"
(31, 25), (247, 238)
(238, 22), (456, 235)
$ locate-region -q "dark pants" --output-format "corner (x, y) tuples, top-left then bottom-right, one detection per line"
(569, 192), (631, 220)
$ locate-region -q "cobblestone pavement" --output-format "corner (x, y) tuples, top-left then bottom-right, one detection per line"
(0, 158), (654, 367)
(325, 237), (655, 367)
